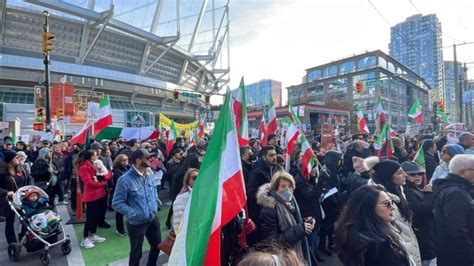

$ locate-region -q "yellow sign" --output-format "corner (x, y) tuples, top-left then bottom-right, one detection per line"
(159, 114), (199, 138)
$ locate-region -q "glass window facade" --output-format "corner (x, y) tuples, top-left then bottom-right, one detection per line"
(307, 83), (324, 102)
(339, 61), (355, 75)
(357, 56), (376, 70)
(352, 72), (376, 99)
(307, 70), (322, 81)
(327, 78), (348, 100)
(323, 66), (338, 78)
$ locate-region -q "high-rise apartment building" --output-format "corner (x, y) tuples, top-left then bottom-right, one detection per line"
(443, 61), (465, 120)
(389, 14), (444, 99)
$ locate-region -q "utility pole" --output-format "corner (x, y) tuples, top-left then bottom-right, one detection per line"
(42, 11), (54, 132)
(453, 44), (461, 123)
(463, 62), (470, 129)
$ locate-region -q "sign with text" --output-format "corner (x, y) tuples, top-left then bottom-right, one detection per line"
(321, 123), (334, 151)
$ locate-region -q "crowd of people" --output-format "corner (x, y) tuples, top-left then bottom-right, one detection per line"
(0, 128), (472, 266)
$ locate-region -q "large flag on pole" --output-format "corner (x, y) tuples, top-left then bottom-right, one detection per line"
(166, 121), (178, 157)
(355, 104), (370, 134)
(408, 99), (423, 124)
(299, 134), (317, 180)
(233, 78), (249, 146)
(413, 146), (425, 168)
(375, 96), (386, 132)
(284, 122), (300, 172)
(288, 99), (301, 126)
(92, 95), (113, 135)
(265, 96), (277, 139)
(259, 110), (267, 145)
(436, 108), (448, 123)
(374, 123), (394, 158)
(169, 92), (246, 265)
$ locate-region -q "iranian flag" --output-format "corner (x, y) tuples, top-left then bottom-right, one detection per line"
(233, 78), (249, 146)
(408, 99), (423, 124)
(92, 95), (113, 135)
(70, 124), (89, 145)
(265, 96), (277, 139)
(436, 108), (448, 123)
(285, 122), (300, 172)
(288, 99), (301, 126)
(166, 121), (178, 157)
(94, 127), (160, 141)
(198, 115), (206, 140)
(374, 123), (394, 158)
(169, 92), (246, 265)
(9, 129), (16, 143)
(375, 96), (386, 130)
(413, 146), (425, 168)
(355, 104), (370, 134)
(259, 110), (267, 145)
(299, 134), (317, 180)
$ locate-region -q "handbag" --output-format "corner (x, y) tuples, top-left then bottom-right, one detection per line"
(158, 230), (176, 255)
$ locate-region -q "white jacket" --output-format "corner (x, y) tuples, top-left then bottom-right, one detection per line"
(172, 189), (191, 230)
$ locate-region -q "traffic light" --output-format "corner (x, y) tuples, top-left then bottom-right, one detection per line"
(57, 108), (64, 121)
(355, 82), (364, 94)
(36, 107), (45, 122)
(439, 100), (445, 111)
(33, 122), (45, 131)
(173, 90), (179, 101)
(42, 31), (54, 54)
(204, 94), (210, 104)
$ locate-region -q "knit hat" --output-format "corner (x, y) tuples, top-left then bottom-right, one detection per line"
(25, 188), (40, 199)
(445, 144), (465, 156)
(3, 150), (17, 164)
(353, 156), (379, 174)
(372, 160), (401, 182)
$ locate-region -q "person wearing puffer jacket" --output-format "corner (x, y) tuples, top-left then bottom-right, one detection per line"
(369, 160), (421, 266)
(172, 168), (198, 230)
(430, 144), (464, 185)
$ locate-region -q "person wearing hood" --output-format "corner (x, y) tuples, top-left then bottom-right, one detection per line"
(401, 162), (435, 265)
(31, 148), (60, 206)
(246, 146), (282, 242)
(318, 150), (344, 256)
(430, 144), (464, 185)
(370, 160), (421, 265)
(343, 140), (371, 176)
(433, 154), (474, 266)
(257, 171), (315, 265)
(346, 156), (379, 194)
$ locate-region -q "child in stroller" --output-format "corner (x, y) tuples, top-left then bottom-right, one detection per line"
(21, 188), (60, 235)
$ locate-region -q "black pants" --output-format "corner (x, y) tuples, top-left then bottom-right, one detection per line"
(46, 183), (59, 207)
(5, 208), (16, 244)
(83, 196), (107, 238)
(70, 178), (77, 211)
(127, 218), (161, 266)
(116, 211), (125, 232)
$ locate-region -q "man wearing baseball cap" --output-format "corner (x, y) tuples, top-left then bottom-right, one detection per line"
(112, 148), (161, 266)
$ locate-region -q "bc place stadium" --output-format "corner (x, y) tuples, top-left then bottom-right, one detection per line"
(0, 0), (230, 136)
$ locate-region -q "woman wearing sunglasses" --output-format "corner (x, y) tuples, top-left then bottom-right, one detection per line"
(370, 160), (420, 265)
(335, 185), (410, 265)
(172, 168), (198, 230)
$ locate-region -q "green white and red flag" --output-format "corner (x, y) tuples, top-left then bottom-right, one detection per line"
(436, 108), (449, 123)
(413, 146), (425, 168)
(355, 104), (370, 134)
(265, 96), (277, 140)
(408, 99), (423, 124)
(375, 96), (386, 130)
(198, 115), (206, 140)
(284, 122), (300, 172)
(259, 110), (267, 145)
(299, 134), (317, 180)
(166, 121), (178, 157)
(288, 99), (301, 126)
(169, 91), (246, 265)
(233, 77), (249, 146)
(374, 123), (394, 158)
(70, 96), (113, 144)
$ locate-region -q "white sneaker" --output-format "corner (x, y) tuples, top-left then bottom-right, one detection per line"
(81, 238), (95, 249)
(89, 234), (106, 243)
(57, 201), (69, 205)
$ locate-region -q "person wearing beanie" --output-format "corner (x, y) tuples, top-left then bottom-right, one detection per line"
(0, 150), (28, 244)
(31, 148), (60, 206)
(430, 144), (465, 185)
(401, 161), (436, 265)
(346, 156), (379, 194)
(370, 160), (421, 265)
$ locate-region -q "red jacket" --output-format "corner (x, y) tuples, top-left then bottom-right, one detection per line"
(79, 160), (112, 202)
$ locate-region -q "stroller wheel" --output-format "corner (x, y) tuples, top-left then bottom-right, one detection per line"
(7, 243), (21, 261)
(61, 241), (72, 255)
(40, 252), (51, 266)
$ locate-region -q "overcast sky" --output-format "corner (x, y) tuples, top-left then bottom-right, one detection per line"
(227, 0), (474, 101)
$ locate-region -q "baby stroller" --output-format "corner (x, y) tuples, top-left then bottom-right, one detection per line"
(7, 185), (71, 265)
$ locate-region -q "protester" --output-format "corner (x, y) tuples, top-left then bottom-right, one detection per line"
(0, 151), (28, 243)
(31, 148), (60, 206)
(345, 156), (379, 194)
(238, 246), (303, 266)
(52, 144), (67, 205)
(392, 137), (408, 163)
(370, 160), (421, 265)
(61, 143), (82, 211)
(457, 132), (474, 154)
(343, 140), (370, 176)
(267, 133), (283, 155)
(240, 146), (254, 184)
(421, 139), (439, 181)
(112, 148), (161, 266)
(16, 151), (31, 183)
(335, 185), (410, 266)
(433, 154), (474, 266)
(430, 144), (464, 184)
(401, 161), (435, 265)
(78, 150), (112, 249)
(111, 154), (130, 236)
(257, 171), (314, 265)
(172, 168), (198, 229)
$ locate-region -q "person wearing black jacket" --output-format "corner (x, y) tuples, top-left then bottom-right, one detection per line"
(267, 134), (283, 155)
(343, 140), (370, 176)
(401, 162), (435, 265)
(246, 146), (281, 236)
(61, 144), (82, 211)
(240, 146), (254, 185)
(31, 148), (59, 206)
(422, 140), (439, 182)
(294, 168), (324, 261)
(433, 154), (474, 266)
(111, 154), (130, 236)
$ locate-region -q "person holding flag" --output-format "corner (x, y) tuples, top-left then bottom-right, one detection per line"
(420, 140), (438, 182)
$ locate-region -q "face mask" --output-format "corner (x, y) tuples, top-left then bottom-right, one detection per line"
(180, 142), (186, 148)
(198, 156), (204, 163)
(278, 187), (293, 202)
(73, 149), (80, 154)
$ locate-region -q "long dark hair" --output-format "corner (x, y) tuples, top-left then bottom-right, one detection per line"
(335, 185), (407, 266)
(372, 171), (413, 222)
(75, 150), (96, 168)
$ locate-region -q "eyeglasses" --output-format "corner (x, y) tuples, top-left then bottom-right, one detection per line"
(408, 173), (423, 176)
(379, 200), (395, 209)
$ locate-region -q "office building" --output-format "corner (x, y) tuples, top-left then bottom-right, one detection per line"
(232, 79), (282, 110)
